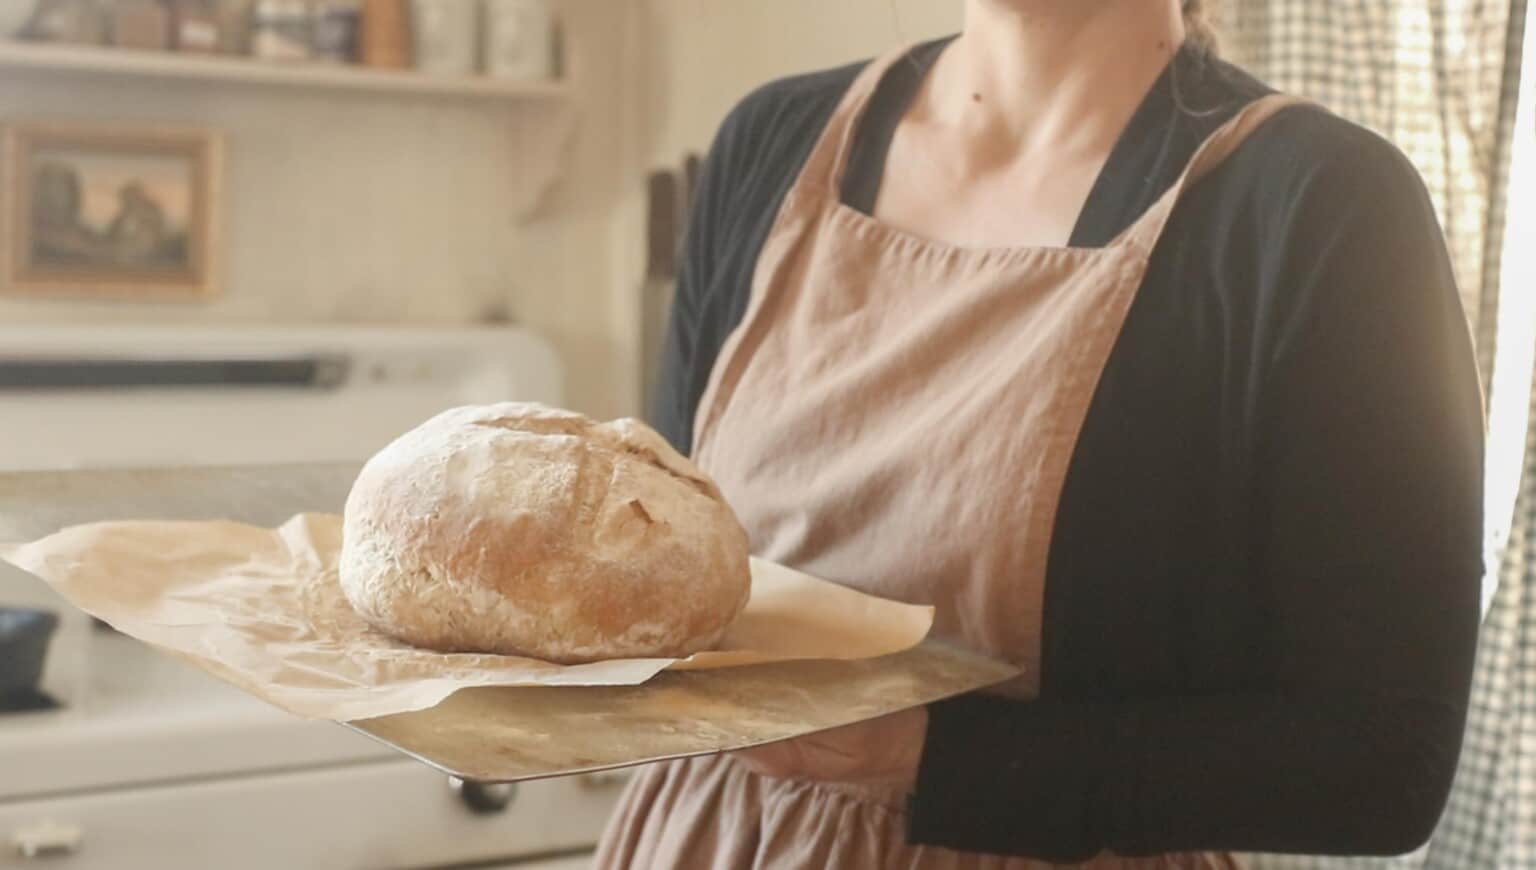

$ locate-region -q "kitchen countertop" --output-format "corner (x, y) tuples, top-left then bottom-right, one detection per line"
(0, 628), (397, 802)
(0, 463), (360, 540)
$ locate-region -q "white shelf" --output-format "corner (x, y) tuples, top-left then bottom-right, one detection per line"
(0, 40), (567, 101)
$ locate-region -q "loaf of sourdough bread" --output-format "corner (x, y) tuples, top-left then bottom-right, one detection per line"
(339, 402), (751, 664)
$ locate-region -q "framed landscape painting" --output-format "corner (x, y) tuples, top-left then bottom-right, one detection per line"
(2, 120), (221, 299)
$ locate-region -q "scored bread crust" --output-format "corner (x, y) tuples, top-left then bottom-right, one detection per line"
(338, 402), (751, 664)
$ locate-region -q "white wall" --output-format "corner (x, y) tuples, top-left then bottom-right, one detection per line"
(639, 0), (961, 164)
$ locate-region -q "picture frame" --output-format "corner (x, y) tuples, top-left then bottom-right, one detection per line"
(1, 120), (222, 300)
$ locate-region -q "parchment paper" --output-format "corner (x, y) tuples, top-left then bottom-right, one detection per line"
(0, 514), (933, 721)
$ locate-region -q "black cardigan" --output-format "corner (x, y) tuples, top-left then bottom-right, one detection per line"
(649, 43), (1485, 862)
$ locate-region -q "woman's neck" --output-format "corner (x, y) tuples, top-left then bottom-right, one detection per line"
(917, 0), (1185, 165)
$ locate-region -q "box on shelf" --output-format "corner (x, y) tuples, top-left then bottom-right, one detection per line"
(410, 0), (478, 76)
(111, 0), (171, 50)
(251, 0), (310, 61)
(21, 0), (108, 45)
(172, 0), (221, 53)
(215, 0), (254, 54)
(483, 0), (554, 82)
(359, 0), (409, 68)
(312, 0), (361, 63)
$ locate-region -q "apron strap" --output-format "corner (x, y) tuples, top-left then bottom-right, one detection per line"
(812, 45), (924, 196)
(1111, 93), (1317, 253)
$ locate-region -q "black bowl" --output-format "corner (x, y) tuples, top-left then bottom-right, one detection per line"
(0, 608), (59, 703)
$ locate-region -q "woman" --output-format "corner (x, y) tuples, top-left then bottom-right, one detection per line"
(600, 0), (1485, 866)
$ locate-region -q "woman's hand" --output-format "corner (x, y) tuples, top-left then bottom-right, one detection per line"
(731, 706), (928, 790)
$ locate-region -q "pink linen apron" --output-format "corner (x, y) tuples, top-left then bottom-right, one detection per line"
(599, 44), (1303, 870)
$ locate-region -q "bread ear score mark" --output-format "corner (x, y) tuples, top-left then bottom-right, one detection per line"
(470, 414), (716, 499)
(618, 444), (716, 499)
(472, 417), (586, 437)
(629, 498), (656, 525)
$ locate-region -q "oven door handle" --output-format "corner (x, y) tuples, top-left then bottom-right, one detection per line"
(0, 355), (351, 391)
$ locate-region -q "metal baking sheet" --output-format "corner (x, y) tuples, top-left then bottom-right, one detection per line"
(0, 463), (1021, 783)
(350, 639), (1016, 783)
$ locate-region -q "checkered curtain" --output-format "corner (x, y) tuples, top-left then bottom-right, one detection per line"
(1222, 0), (1522, 384)
(1213, 1), (1532, 868)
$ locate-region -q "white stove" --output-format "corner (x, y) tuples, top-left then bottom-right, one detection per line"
(0, 326), (620, 870)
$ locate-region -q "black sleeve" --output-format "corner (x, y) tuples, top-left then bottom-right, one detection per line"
(648, 114), (735, 452)
(909, 130), (1486, 860)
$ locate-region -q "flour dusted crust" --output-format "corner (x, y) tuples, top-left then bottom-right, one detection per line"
(338, 402), (751, 664)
